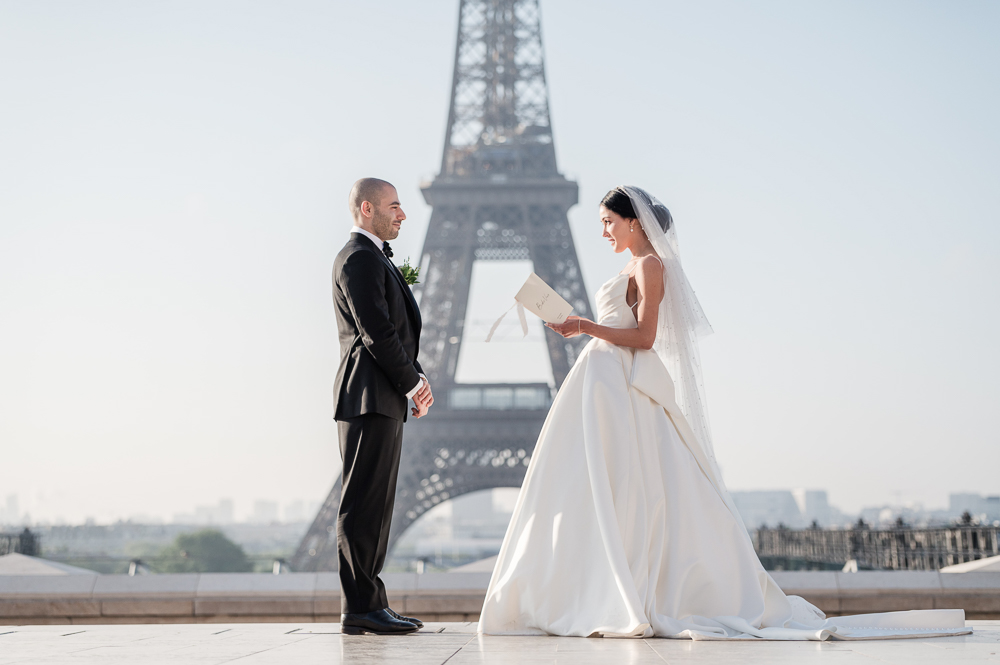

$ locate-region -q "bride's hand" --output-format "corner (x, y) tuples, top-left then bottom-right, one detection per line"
(546, 315), (589, 338)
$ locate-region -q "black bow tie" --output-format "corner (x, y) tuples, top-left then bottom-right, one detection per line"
(382, 241), (394, 259)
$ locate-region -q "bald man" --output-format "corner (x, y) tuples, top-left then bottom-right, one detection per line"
(332, 178), (433, 635)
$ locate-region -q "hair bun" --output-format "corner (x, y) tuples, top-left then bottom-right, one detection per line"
(651, 203), (673, 233)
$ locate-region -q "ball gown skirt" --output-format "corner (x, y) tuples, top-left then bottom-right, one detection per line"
(478, 274), (969, 640)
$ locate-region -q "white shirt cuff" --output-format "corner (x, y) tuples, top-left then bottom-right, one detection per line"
(405, 374), (426, 400)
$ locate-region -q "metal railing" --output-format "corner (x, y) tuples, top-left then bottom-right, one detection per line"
(754, 522), (1000, 570)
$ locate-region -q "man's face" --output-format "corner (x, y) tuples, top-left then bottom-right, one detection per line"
(370, 186), (406, 241)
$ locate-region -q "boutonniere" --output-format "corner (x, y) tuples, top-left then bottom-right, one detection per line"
(398, 258), (421, 286)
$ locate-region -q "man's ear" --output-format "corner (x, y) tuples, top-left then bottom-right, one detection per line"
(360, 200), (373, 218)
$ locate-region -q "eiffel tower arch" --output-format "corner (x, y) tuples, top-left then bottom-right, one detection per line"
(291, 0), (592, 572)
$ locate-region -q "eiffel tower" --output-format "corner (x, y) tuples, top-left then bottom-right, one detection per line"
(291, 0), (591, 572)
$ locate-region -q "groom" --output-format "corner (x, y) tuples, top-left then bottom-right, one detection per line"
(333, 177), (433, 635)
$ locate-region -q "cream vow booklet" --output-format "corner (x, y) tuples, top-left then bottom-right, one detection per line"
(485, 273), (574, 342)
(515, 272), (574, 323)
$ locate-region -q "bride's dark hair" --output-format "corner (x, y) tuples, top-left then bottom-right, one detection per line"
(600, 188), (637, 220)
(601, 187), (673, 233)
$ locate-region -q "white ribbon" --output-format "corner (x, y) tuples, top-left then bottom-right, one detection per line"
(484, 300), (529, 342)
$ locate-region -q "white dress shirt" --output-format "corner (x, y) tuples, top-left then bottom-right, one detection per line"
(349, 225), (425, 401)
(350, 225), (385, 252)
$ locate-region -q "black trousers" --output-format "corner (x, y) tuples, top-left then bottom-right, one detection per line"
(337, 413), (404, 614)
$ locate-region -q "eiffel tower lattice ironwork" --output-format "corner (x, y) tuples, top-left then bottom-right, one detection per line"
(291, 0), (592, 572)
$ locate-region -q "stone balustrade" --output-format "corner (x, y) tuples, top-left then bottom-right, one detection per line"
(1, 571), (998, 625)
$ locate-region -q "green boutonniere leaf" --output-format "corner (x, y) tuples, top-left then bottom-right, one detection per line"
(398, 258), (421, 286)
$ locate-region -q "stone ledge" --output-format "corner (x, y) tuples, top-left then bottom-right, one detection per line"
(0, 599), (101, 618)
(1, 571), (998, 624)
(194, 599), (315, 616)
(99, 599), (194, 617)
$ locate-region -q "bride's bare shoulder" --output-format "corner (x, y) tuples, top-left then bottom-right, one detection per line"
(636, 254), (663, 277)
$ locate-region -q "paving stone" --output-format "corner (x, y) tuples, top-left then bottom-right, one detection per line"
(0, 621), (995, 664)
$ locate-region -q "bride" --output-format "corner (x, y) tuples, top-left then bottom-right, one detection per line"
(477, 186), (969, 640)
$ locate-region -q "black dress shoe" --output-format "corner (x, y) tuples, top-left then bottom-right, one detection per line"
(341, 608), (418, 635)
(387, 607), (423, 628)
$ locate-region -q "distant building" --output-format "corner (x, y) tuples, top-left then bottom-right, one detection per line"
(251, 500), (279, 524)
(950, 493), (1000, 522)
(172, 499), (234, 525)
(197, 499), (234, 524)
(792, 489), (831, 526)
(731, 489), (848, 529)
(853, 492), (1000, 528)
(389, 489), (517, 570)
(0, 495), (21, 526)
(731, 491), (805, 529)
(858, 504), (940, 527)
(284, 500), (306, 522)
(451, 491), (497, 538)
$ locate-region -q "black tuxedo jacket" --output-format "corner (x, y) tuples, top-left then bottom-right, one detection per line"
(332, 232), (423, 422)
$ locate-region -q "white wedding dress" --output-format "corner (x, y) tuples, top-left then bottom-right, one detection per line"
(478, 270), (969, 640)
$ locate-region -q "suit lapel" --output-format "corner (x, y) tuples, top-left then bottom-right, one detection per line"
(381, 251), (421, 326)
(353, 234), (421, 328)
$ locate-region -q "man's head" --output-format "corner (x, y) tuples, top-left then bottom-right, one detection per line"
(349, 177), (405, 242)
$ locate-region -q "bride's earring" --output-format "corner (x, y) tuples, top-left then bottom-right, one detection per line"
(630, 224), (634, 233)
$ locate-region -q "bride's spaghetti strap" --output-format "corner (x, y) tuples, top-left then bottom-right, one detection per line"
(625, 255), (663, 309)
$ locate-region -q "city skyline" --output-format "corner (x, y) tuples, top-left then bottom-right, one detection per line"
(3, 488), (999, 531)
(1, 0), (998, 523)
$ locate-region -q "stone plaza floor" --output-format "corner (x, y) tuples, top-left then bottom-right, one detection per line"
(1, 621), (998, 664)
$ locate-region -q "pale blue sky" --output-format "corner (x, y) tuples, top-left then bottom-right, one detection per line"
(1, 0), (997, 523)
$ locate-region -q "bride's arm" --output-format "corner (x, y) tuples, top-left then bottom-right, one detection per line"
(546, 255), (663, 350)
